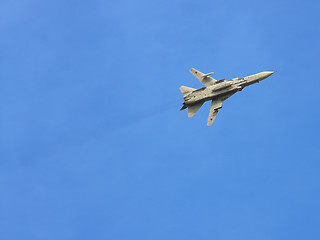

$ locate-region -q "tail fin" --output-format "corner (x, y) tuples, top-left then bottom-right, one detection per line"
(179, 86), (196, 96)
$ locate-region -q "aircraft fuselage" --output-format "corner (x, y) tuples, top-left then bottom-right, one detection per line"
(182, 71), (274, 106)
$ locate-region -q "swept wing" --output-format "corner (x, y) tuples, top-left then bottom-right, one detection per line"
(189, 68), (217, 87)
(207, 100), (223, 126)
(207, 92), (235, 126)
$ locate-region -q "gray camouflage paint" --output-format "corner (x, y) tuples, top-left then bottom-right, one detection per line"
(180, 69), (275, 126)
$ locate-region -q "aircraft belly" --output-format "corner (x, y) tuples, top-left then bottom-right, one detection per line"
(187, 90), (235, 105)
(185, 98), (210, 106)
(211, 89), (236, 98)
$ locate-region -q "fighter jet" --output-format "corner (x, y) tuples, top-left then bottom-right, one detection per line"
(180, 68), (275, 126)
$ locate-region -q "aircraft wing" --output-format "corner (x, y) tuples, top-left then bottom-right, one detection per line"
(207, 99), (224, 126)
(207, 92), (235, 126)
(189, 68), (217, 87)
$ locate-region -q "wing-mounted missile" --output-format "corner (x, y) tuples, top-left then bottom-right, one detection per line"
(216, 78), (225, 84)
(201, 72), (214, 79)
(236, 86), (244, 91)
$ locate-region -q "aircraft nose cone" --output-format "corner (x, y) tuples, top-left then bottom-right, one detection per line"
(256, 71), (275, 82)
(260, 71), (275, 79)
(264, 71), (275, 77)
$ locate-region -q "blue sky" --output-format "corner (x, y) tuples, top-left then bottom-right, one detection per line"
(1, 0), (320, 239)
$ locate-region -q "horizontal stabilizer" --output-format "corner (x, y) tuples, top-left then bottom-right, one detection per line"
(179, 86), (196, 96)
(188, 102), (204, 118)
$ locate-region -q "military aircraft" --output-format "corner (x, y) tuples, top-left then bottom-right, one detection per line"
(180, 68), (275, 126)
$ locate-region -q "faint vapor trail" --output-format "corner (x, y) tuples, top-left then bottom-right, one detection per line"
(15, 99), (182, 162)
(103, 99), (181, 133)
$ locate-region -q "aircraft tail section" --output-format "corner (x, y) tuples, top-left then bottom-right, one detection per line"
(179, 86), (196, 96)
(188, 102), (204, 118)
